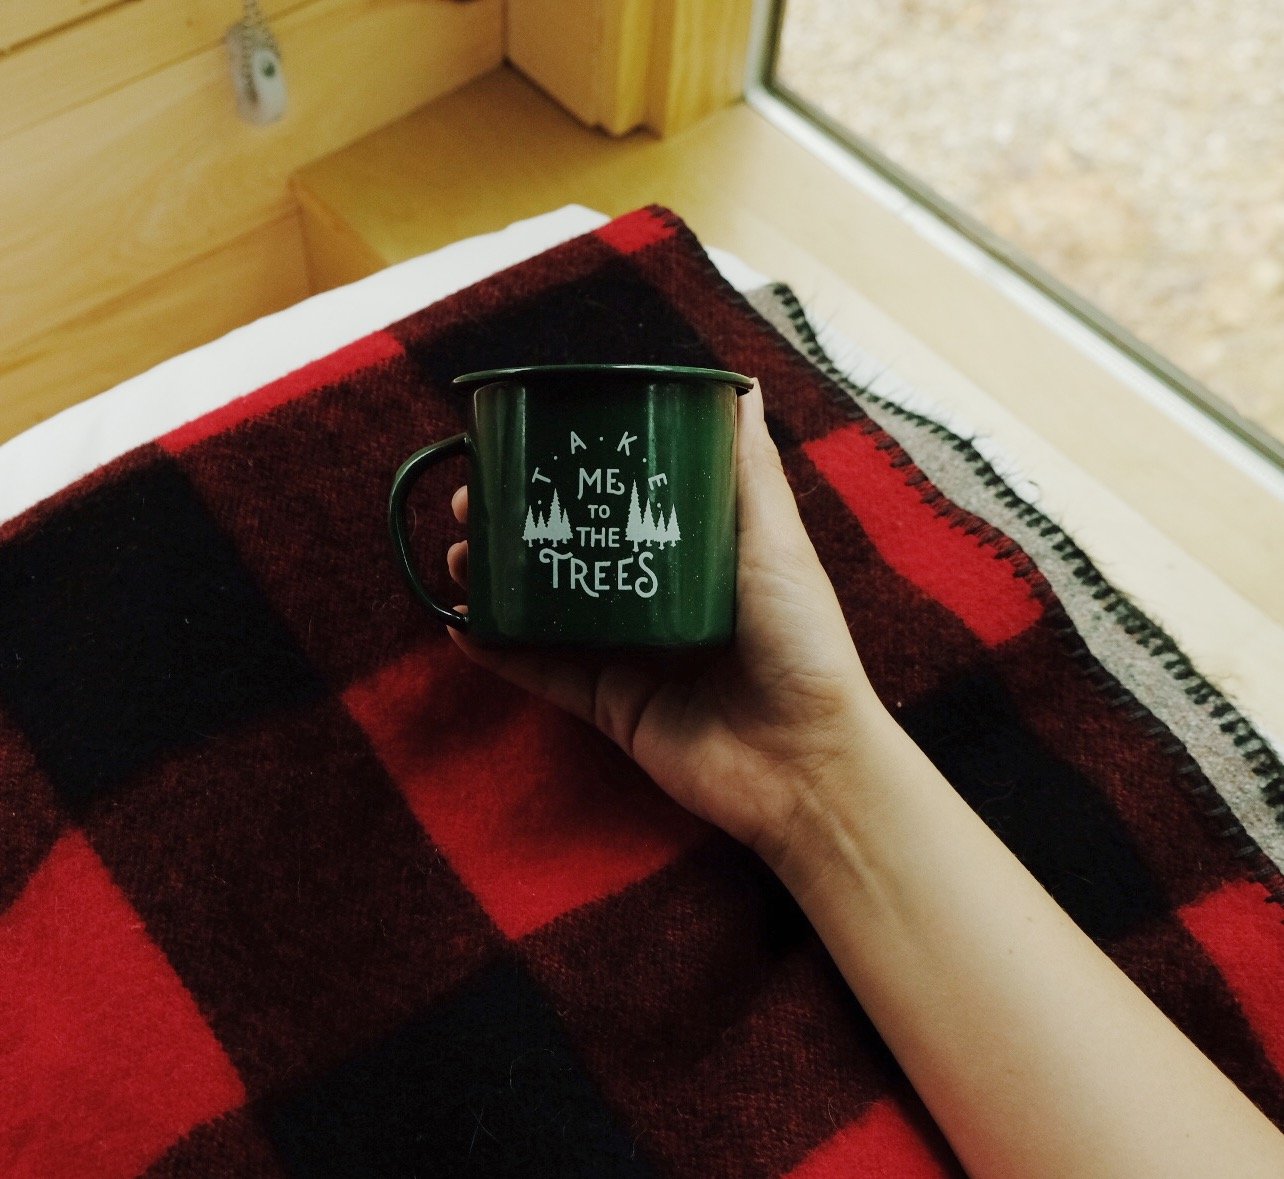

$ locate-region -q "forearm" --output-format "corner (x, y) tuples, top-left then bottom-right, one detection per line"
(771, 706), (1284, 1179)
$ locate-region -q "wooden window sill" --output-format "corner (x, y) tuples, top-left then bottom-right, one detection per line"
(292, 64), (1283, 742)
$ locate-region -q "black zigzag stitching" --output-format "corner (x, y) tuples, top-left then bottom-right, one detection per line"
(766, 281), (1284, 909)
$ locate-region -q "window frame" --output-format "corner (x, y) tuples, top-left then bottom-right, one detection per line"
(744, 0), (1284, 470)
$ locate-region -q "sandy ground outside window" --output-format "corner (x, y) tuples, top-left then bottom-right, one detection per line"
(776, 0), (1284, 445)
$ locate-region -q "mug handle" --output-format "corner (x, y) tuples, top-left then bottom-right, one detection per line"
(388, 433), (471, 630)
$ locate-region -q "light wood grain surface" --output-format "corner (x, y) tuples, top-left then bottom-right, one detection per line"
(0, 0), (503, 446)
(0, 0), (120, 52)
(0, 0), (502, 349)
(506, 0), (752, 136)
(0, 214), (310, 444)
(0, 0), (304, 140)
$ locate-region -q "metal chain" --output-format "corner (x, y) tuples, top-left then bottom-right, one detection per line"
(243, 0), (280, 55)
(238, 0), (282, 100)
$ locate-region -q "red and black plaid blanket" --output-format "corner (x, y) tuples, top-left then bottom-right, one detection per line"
(2, 207), (1282, 1178)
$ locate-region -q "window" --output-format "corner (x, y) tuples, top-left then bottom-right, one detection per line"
(764, 0), (1284, 466)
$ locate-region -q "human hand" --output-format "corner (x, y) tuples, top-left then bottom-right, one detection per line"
(450, 384), (1284, 1179)
(445, 379), (887, 867)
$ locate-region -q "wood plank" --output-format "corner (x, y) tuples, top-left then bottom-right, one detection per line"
(0, 0), (307, 141)
(505, 0), (752, 136)
(504, 0), (605, 129)
(293, 67), (1284, 640)
(0, 0), (501, 353)
(292, 179), (387, 292)
(644, 0), (753, 136)
(0, 0), (120, 52)
(0, 213), (310, 445)
(597, 0), (653, 135)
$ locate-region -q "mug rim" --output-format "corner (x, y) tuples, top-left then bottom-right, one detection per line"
(452, 363), (753, 392)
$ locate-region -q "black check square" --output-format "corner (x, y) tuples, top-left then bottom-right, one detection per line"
(265, 958), (652, 1178)
(0, 705), (64, 912)
(396, 256), (718, 388)
(87, 695), (501, 1097)
(179, 358), (460, 689)
(144, 1107), (288, 1178)
(0, 458), (321, 813)
(520, 838), (897, 1179)
(900, 667), (1169, 942)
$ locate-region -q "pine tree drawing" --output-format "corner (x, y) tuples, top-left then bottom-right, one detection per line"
(642, 501), (662, 546)
(548, 490), (571, 545)
(664, 505), (681, 547)
(533, 508), (548, 542)
(523, 506), (538, 545)
(626, 483), (645, 551)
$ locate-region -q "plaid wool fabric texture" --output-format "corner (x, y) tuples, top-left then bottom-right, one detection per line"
(2, 207), (1283, 1178)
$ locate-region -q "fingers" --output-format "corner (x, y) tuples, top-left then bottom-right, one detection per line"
(447, 540), (468, 588)
(448, 484), (469, 587)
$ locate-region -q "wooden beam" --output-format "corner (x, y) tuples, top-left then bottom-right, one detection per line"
(505, 0), (753, 137)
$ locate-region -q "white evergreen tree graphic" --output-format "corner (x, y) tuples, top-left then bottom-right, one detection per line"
(663, 505), (681, 547)
(522, 506), (538, 545)
(626, 483), (645, 552)
(641, 500), (662, 546)
(548, 490), (571, 545)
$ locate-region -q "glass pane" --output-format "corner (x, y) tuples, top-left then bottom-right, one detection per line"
(773, 0), (1284, 449)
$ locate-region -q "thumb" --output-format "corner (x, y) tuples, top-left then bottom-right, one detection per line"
(736, 379), (821, 563)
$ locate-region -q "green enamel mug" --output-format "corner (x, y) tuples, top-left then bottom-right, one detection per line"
(389, 363), (752, 648)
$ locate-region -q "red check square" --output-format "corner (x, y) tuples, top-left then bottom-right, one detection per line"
(786, 1097), (962, 1178)
(806, 424), (1044, 647)
(344, 642), (707, 939)
(1180, 879), (1284, 1077)
(594, 207), (677, 256)
(0, 832), (244, 1179)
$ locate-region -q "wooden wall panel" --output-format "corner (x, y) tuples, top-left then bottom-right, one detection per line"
(0, 214), (310, 445)
(293, 179), (389, 292)
(0, 0), (121, 52)
(504, 0), (605, 128)
(0, 0), (502, 355)
(0, 0), (502, 440)
(0, 0), (307, 140)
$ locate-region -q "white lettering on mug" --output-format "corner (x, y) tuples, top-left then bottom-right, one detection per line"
(633, 550), (658, 598)
(578, 468), (602, 498)
(526, 425), (683, 601)
(568, 556), (596, 597)
(539, 546), (568, 586)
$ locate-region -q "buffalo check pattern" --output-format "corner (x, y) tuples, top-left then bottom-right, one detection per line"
(1, 207), (1282, 1178)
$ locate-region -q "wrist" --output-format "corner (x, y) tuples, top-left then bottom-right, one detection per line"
(759, 704), (932, 906)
